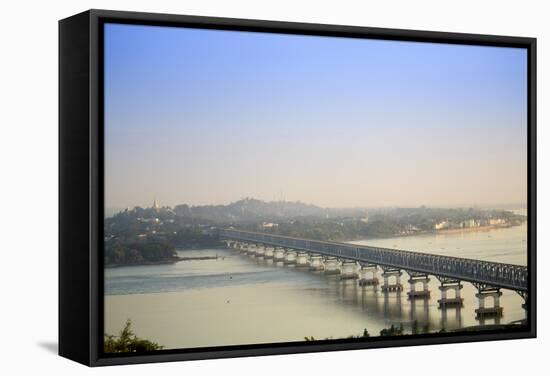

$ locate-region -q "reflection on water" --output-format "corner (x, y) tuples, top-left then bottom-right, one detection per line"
(105, 222), (527, 349)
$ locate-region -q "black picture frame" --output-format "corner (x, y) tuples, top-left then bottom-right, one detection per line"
(59, 9), (537, 367)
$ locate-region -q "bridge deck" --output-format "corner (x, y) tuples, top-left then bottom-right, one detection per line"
(219, 229), (528, 292)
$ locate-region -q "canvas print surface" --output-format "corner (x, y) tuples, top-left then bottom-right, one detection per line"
(103, 23), (528, 353)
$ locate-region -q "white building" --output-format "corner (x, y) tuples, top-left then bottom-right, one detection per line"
(434, 220), (448, 230)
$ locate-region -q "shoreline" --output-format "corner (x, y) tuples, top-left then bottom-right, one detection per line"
(435, 224), (513, 235)
(105, 254), (224, 268)
(347, 222), (525, 243)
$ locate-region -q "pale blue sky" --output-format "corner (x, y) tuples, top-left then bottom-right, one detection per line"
(104, 23), (527, 211)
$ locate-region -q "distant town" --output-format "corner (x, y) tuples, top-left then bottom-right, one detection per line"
(104, 198), (526, 267)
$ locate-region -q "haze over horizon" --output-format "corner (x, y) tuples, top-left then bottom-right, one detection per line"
(105, 197), (527, 219)
(104, 24), (527, 213)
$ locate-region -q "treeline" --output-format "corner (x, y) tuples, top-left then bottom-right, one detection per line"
(104, 239), (176, 266)
(169, 228), (220, 248)
(304, 321), (437, 341)
(104, 319), (163, 353)
(260, 207), (526, 241)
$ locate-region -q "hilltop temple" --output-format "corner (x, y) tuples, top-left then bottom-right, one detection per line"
(152, 199), (160, 211)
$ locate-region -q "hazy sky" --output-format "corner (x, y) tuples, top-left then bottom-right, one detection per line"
(104, 23), (527, 211)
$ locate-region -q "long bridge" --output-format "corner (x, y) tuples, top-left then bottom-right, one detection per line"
(219, 228), (529, 320)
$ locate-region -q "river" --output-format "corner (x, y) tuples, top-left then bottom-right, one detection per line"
(105, 219), (528, 350)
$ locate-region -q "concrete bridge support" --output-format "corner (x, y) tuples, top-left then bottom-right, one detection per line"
(235, 242), (246, 253)
(517, 291), (528, 322)
(358, 263), (379, 286)
(309, 255), (324, 271)
(296, 252), (310, 268)
(441, 306), (462, 330)
(324, 257), (341, 275)
(340, 261), (359, 280)
(237, 242), (249, 254)
(474, 283), (503, 320)
(437, 277), (463, 308)
(255, 246), (265, 258)
(264, 247), (274, 259)
(247, 244), (257, 257)
(407, 272), (430, 299)
(283, 249), (297, 265)
(517, 290), (528, 313)
(381, 267), (403, 292)
(273, 247), (286, 262)
(410, 295), (430, 325)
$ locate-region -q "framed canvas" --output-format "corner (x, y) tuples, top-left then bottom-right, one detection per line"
(59, 9), (536, 366)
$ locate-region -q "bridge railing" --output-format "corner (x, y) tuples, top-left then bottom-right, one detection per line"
(219, 229), (528, 292)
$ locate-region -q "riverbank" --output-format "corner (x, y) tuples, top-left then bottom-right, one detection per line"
(178, 255), (223, 261)
(452, 322), (527, 332)
(346, 222), (524, 243)
(105, 257), (181, 268)
(105, 254), (223, 268)
(435, 224), (515, 235)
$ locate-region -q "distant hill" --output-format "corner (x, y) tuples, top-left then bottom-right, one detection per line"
(109, 198), (367, 224)
(173, 198), (366, 223)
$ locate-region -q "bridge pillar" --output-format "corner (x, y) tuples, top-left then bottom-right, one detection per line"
(359, 263), (379, 286)
(236, 242), (247, 254)
(273, 247), (286, 262)
(309, 255), (324, 271)
(283, 249), (297, 265)
(410, 295), (430, 326)
(296, 252), (310, 268)
(437, 277), (463, 308)
(255, 245), (265, 258)
(381, 267), (403, 292)
(264, 246), (274, 259)
(250, 244), (258, 256)
(441, 305), (462, 330)
(407, 272), (430, 299)
(474, 283), (503, 320)
(324, 257), (341, 275)
(516, 290), (528, 313)
(340, 261), (359, 280)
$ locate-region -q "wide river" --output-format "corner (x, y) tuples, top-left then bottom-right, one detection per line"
(105, 220), (528, 350)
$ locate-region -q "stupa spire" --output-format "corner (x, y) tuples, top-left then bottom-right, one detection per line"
(152, 198), (160, 210)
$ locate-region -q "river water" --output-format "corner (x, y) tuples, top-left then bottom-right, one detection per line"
(105, 220), (528, 350)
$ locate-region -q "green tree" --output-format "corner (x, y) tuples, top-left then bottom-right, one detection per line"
(104, 319), (163, 353)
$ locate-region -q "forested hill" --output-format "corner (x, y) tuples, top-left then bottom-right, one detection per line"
(171, 198), (367, 223)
